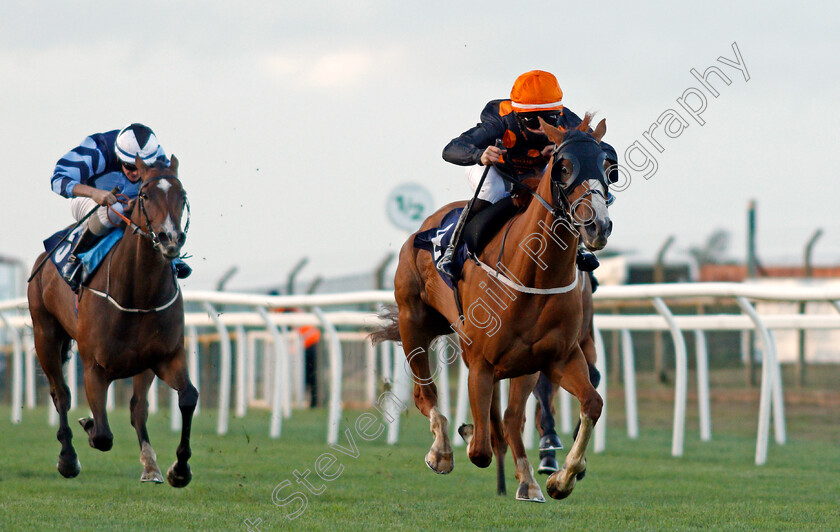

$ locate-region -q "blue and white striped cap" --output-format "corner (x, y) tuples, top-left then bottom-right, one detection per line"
(115, 123), (164, 165)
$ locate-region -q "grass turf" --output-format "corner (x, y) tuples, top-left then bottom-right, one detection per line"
(0, 388), (838, 531)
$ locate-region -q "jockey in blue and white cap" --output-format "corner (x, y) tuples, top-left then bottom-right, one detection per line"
(51, 123), (189, 289)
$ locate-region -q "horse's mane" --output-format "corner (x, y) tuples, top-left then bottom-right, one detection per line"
(576, 112), (596, 132)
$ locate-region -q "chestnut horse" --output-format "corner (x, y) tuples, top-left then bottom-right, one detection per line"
(373, 115), (612, 501)
(27, 156), (197, 487)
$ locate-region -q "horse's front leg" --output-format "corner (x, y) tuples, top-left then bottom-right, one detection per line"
(462, 361), (495, 468)
(131, 369), (164, 483)
(79, 363), (114, 452)
(155, 351), (198, 488)
(505, 373), (545, 502)
(545, 347), (602, 500)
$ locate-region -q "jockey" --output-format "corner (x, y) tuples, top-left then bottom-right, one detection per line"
(51, 123), (191, 290)
(437, 70), (618, 280)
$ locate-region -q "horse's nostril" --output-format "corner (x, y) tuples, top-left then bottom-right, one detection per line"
(605, 220), (613, 236)
(158, 233), (170, 244)
(176, 233), (186, 247)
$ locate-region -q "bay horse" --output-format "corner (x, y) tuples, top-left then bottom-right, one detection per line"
(372, 115), (612, 501)
(27, 156), (197, 487)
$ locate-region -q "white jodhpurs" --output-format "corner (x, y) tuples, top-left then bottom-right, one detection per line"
(70, 197), (127, 235)
(465, 165), (509, 203)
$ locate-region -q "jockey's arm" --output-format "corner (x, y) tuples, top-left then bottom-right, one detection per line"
(70, 184), (117, 206)
(442, 111), (507, 167)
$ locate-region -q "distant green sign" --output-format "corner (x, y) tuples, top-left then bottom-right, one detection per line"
(386, 183), (434, 231)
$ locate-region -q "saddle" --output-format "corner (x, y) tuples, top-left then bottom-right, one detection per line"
(414, 197), (520, 288)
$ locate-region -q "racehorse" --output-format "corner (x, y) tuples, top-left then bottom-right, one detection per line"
(472, 200), (602, 500)
(27, 156), (197, 487)
(372, 115), (612, 501)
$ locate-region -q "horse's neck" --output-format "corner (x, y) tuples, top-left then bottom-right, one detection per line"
(108, 225), (173, 303)
(499, 174), (578, 287)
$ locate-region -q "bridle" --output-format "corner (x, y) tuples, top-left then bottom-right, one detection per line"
(548, 135), (614, 226)
(108, 175), (190, 253)
(500, 134), (614, 226)
(136, 175), (190, 253)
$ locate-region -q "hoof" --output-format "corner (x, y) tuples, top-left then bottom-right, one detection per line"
(457, 424), (473, 443)
(537, 455), (559, 475)
(57, 456), (81, 478)
(538, 433), (563, 451)
(515, 482), (546, 503)
(546, 467), (576, 500)
(167, 462), (192, 488)
(425, 450), (454, 474)
(78, 418), (112, 451)
(88, 434), (113, 452)
(141, 468), (165, 483)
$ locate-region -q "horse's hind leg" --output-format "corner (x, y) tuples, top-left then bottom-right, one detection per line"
(31, 313), (80, 478)
(505, 373), (545, 502)
(398, 310), (453, 474)
(131, 370), (164, 483)
(155, 350), (198, 488)
(534, 372), (562, 475)
(78, 363), (114, 451)
(545, 347), (603, 500)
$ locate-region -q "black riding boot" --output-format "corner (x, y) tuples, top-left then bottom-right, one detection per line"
(576, 246), (600, 272)
(61, 228), (100, 292)
(436, 199), (492, 281)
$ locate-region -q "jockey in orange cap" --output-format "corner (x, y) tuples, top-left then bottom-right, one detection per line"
(437, 70), (617, 280)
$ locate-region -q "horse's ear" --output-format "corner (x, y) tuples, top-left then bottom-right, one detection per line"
(135, 156), (149, 179)
(540, 117), (566, 145)
(592, 119), (607, 143)
(169, 154), (179, 173)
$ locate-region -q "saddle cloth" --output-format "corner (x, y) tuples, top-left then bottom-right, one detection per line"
(44, 227), (123, 287)
(413, 208), (469, 289)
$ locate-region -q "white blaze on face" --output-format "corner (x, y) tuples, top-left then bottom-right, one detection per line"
(154, 180), (178, 238)
(587, 180), (610, 222)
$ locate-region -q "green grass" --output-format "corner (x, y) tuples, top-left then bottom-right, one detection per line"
(0, 390), (838, 531)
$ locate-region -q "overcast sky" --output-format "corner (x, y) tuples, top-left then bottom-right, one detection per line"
(2, 1), (838, 291)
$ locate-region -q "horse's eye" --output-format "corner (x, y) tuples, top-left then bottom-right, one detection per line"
(139, 193), (148, 200)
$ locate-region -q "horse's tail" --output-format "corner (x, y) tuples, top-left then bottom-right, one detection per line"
(369, 305), (401, 345)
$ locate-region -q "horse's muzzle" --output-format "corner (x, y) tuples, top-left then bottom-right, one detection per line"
(584, 218), (612, 250)
(158, 231), (186, 259)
